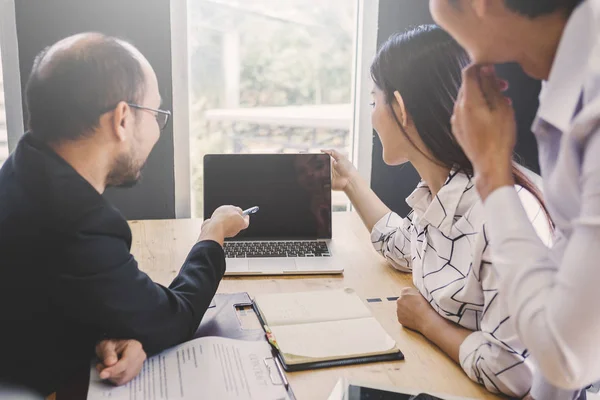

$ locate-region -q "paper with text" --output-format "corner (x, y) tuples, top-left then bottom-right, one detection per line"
(87, 337), (290, 400)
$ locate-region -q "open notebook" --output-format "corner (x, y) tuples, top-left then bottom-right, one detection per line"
(253, 288), (404, 371)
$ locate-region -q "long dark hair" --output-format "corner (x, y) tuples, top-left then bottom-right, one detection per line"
(370, 25), (553, 228)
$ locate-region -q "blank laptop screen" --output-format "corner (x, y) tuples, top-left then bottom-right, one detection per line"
(204, 154), (332, 241)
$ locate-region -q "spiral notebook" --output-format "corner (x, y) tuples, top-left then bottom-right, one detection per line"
(253, 288), (404, 371)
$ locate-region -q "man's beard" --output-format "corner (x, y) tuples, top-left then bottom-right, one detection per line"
(106, 151), (145, 188)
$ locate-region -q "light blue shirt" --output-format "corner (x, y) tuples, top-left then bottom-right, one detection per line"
(483, 0), (600, 398)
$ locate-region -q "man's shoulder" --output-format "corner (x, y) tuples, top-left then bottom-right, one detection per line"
(5, 136), (130, 237)
(0, 162), (129, 241)
(74, 201), (131, 240)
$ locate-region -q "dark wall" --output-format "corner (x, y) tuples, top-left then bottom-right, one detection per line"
(15, 0), (176, 220)
(371, 0), (541, 216)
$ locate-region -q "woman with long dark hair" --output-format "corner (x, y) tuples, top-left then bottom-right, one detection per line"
(324, 25), (552, 397)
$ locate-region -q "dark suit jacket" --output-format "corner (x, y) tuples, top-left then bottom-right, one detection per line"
(0, 133), (225, 395)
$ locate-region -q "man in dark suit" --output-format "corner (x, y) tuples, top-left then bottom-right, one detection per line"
(0, 32), (249, 396)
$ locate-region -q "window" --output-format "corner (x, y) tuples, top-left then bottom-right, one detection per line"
(188, 0), (359, 217)
(0, 47), (7, 167)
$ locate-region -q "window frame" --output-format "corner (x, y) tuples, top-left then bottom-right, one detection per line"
(0, 0), (25, 154)
(171, 0), (193, 218)
(351, 0), (379, 188)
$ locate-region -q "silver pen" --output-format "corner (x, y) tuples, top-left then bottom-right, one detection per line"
(242, 206), (259, 216)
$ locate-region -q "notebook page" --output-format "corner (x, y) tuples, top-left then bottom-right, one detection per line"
(255, 288), (372, 327)
(270, 317), (397, 360)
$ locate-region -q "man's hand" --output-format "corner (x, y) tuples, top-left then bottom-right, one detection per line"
(451, 64), (516, 200)
(322, 149), (359, 192)
(96, 339), (146, 386)
(396, 287), (440, 333)
(199, 206), (250, 246)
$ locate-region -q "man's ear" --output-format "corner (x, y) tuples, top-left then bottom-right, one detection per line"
(109, 101), (131, 142)
(393, 91), (408, 127)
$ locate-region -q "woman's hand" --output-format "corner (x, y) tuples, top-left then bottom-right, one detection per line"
(396, 287), (472, 364)
(323, 149), (393, 231)
(396, 287), (440, 333)
(322, 149), (359, 192)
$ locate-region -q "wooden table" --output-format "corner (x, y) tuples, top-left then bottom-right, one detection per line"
(128, 212), (500, 400)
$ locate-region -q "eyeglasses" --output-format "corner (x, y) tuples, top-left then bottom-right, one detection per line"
(100, 102), (172, 131)
(127, 103), (171, 131)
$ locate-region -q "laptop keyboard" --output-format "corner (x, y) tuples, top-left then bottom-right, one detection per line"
(224, 241), (331, 258)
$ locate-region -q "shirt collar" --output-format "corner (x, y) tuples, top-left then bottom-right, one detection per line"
(405, 170), (473, 236)
(535, 0), (593, 133)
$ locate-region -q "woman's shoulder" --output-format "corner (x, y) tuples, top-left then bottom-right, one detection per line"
(460, 183), (543, 219)
(454, 177), (485, 226)
(515, 185), (553, 245)
(458, 183), (545, 223)
(514, 185), (544, 220)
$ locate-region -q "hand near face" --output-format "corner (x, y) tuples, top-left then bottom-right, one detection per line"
(451, 64), (516, 199)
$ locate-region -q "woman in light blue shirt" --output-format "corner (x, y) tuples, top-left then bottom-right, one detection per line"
(431, 0), (599, 399)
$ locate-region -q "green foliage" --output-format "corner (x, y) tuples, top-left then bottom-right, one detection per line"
(188, 0), (355, 216)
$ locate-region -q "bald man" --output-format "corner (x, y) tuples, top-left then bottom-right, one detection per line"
(0, 33), (249, 395)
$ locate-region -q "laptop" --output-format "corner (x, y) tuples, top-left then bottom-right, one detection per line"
(204, 153), (343, 276)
